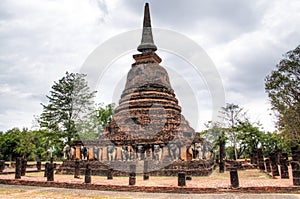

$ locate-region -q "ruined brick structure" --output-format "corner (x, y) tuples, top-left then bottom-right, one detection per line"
(58, 3), (214, 176)
(101, 2), (196, 162)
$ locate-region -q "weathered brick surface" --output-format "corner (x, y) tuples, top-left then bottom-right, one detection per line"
(57, 160), (215, 176)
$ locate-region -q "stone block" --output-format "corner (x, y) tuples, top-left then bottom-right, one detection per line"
(178, 172), (186, 186)
(15, 157), (21, 179)
(74, 160), (80, 178)
(21, 158), (27, 176)
(36, 160), (41, 171)
(229, 167), (239, 188)
(85, 164), (91, 184)
(0, 160), (5, 172)
(107, 168), (113, 180)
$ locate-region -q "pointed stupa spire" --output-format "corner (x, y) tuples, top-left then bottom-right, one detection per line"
(137, 3), (157, 53)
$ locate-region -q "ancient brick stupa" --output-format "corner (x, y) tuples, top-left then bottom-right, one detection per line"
(103, 2), (195, 152)
(58, 3), (214, 176)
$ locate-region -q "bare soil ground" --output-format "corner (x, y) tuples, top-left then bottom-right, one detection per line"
(0, 167), (298, 198)
(0, 168), (294, 188)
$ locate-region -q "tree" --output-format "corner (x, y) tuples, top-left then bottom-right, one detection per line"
(235, 121), (263, 158)
(201, 121), (225, 151)
(77, 103), (115, 140)
(219, 103), (248, 160)
(39, 72), (96, 145)
(0, 128), (21, 161)
(0, 128), (38, 160)
(265, 45), (300, 144)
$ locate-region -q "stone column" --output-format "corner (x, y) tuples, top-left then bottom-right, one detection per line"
(143, 160), (149, 180)
(178, 172), (186, 186)
(129, 165), (136, 186)
(264, 158), (271, 173)
(74, 159), (80, 178)
(291, 147), (300, 186)
(15, 157), (21, 179)
(280, 152), (289, 179)
(36, 160), (41, 171)
(229, 167), (239, 188)
(257, 149), (265, 170)
(107, 168), (113, 180)
(84, 163), (91, 184)
(47, 162), (54, 181)
(270, 152), (280, 177)
(0, 160), (5, 172)
(21, 158), (27, 176)
(219, 136), (225, 173)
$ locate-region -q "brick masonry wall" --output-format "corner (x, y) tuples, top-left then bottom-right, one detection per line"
(56, 160), (215, 177)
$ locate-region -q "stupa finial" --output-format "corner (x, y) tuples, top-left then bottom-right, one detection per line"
(137, 3), (157, 53)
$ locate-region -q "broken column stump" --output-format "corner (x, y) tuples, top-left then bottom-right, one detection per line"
(257, 149), (265, 170)
(0, 160), (5, 172)
(178, 172), (186, 186)
(229, 167), (239, 188)
(270, 152), (280, 177)
(291, 147), (300, 186)
(129, 165), (136, 186)
(84, 163), (91, 184)
(280, 152), (289, 179)
(47, 162), (54, 181)
(74, 159), (80, 179)
(219, 136), (225, 173)
(219, 161), (224, 173)
(15, 157), (22, 179)
(21, 158), (27, 176)
(36, 160), (41, 171)
(143, 160), (149, 181)
(107, 168), (113, 180)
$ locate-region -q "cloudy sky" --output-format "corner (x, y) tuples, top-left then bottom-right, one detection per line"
(0, 0), (299, 132)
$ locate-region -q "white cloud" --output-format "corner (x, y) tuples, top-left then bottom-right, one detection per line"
(0, 0), (299, 132)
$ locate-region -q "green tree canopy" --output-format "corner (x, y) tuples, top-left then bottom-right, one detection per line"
(39, 72), (96, 145)
(0, 128), (53, 161)
(77, 103), (115, 140)
(219, 103), (248, 160)
(265, 45), (300, 144)
(235, 121), (263, 158)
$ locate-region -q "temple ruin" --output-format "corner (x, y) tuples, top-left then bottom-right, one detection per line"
(58, 3), (215, 176)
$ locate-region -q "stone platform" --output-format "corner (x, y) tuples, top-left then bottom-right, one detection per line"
(56, 159), (215, 176)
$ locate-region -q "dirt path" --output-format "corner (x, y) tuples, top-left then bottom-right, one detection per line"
(0, 184), (299, 199)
